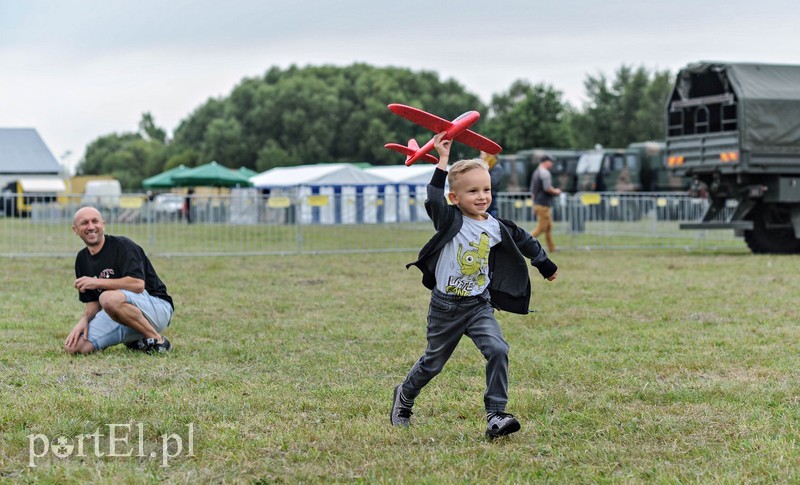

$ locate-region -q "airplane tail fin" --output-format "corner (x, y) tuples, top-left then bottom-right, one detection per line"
(384, 139), (438, 165)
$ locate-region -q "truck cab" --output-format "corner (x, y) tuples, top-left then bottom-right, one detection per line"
(575, 146), (641, 192)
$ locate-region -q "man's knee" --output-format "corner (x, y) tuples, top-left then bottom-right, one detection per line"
(65, 339), (96, 355)
(99, 290), (126, 312)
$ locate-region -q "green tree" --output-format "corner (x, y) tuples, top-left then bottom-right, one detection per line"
(484, 80), (574, 152)
(171, 64), (485, 167)
(139, 112), (167, 143)
(76, 113), (167, 189)
(571, 65), (672, 148)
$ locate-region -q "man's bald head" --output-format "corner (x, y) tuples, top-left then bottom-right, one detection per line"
(73, 206), (103, 228)
(72, 206), (106, 252)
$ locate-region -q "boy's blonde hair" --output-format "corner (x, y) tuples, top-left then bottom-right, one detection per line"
(448, 158), (489, 191)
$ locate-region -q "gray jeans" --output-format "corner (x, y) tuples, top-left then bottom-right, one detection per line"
(401, 289), (510, 413)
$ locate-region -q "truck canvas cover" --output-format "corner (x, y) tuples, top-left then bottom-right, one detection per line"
(672, 62), (800, 153)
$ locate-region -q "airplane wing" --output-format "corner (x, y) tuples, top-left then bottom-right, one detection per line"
(454, 130), (502, 155)
(388, 104), (452, 134)
(389, 103), (502, 154)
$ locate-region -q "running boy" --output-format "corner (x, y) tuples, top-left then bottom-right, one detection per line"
(391, 132), (558, 438)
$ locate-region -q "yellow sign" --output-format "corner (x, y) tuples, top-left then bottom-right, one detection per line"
(307, 195), (329, 207)
(120, 196), (144, 209)
(580, 193), (602, 205)
(267, 197), (291, 209)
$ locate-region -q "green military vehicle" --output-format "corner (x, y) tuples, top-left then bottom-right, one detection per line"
(575, 141), (691, 193)
(666, 62), (800, 253)
(575, 146), (638, 192)
(499, 148), (582, 193)
(631, 141), (692, 192)
(497, 148), (581, 222)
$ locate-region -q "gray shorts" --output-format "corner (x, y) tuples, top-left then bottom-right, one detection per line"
(87, 290), (173, 350)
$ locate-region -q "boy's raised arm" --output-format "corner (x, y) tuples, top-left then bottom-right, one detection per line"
(433, 132), (450, 170)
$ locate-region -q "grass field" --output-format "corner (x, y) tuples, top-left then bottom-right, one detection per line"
(2, 247), (800, 482)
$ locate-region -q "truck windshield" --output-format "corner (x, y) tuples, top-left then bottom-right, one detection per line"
(626, 154), (639, 171)
(576, 152), (603, 174)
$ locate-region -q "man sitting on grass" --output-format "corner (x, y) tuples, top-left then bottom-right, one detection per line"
(65, 206), (174, 354)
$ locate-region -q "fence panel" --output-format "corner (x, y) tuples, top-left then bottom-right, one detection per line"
(496, 192), (745, 251)
(0, 191), (747, 257)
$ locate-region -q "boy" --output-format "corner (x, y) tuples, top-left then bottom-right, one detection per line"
(391, 132), (558, 438)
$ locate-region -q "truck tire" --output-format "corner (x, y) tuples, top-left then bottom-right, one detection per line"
(744, 204), (800, 254)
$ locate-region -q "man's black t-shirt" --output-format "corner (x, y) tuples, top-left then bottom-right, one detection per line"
(74, 234), (173, 309)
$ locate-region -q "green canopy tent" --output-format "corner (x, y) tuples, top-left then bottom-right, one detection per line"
(172, 161), (253, 187)
(141, 165), (190, 189)
(237, 167), (259, 179)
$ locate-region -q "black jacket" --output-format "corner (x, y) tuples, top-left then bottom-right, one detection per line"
(407, 168), (557, 314)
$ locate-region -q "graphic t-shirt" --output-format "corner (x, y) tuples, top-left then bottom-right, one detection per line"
(74, 234), (173, 308)
(434, 215), (502, 296)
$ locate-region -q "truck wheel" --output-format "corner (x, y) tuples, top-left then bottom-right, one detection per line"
(744, 205), (800, 254)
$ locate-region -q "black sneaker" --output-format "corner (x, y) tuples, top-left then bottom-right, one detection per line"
(486, 412), (521, 439)
(390, 385), (413, 427)
(124, 340), (143, 351)
(136, 336), (173, 354)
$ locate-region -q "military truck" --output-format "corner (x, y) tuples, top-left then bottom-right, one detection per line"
(499, 148), (582, 193)
(575, 142), (691, 193)
(576, 146), (638, 192)
(666, 62), (800, 253)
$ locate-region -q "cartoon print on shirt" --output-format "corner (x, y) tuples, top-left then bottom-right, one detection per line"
(99, 268), (115, 279)
(446, 232), (491, 296)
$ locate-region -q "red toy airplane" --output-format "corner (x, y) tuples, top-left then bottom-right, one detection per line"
(384, 104), (502, 166)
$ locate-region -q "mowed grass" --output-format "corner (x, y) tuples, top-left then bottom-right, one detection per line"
(2, 247), (800, 482)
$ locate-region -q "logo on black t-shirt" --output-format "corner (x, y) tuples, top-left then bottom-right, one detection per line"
(99, 268), (115, 279)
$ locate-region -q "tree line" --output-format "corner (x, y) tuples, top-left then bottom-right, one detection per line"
(77, 63), (673, 189)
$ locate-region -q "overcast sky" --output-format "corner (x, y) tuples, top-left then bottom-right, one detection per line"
(1, 0), (798, 173)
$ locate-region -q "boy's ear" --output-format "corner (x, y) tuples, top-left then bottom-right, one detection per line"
(447, 191), (458, 205)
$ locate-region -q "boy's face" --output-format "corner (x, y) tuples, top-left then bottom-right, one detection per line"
(448, 168), (492, 220)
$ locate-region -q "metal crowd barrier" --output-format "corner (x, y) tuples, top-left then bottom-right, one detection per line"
(498, 191), (744, 251)
(0, 191), (746, 257)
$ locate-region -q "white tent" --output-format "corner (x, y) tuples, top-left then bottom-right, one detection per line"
(363, 165), (436, 185)
(250, 163), (392, 225)
(251, 163), (387, 188)
(363, 165), (436, 223)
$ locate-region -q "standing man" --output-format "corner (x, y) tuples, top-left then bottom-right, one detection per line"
(481, 151), (505, 218)
(530, 155), (561, 253)
(65, 206), (174, 354)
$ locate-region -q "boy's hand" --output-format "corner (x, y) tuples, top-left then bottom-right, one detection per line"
(547, 271), (558, 281)
(433, 132), (451, 167)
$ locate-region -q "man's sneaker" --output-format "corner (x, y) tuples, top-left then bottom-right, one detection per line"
(390, 385), (413, 427)
(134, 336), (172, 354)
(124, 340), (144, 351)
(486, 412), (521, 439)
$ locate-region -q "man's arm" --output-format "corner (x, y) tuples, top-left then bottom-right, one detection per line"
(74, 275), (145, 294)
(542, 171), (562, 195)
(65, 301), (101, 348)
